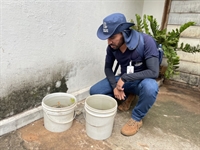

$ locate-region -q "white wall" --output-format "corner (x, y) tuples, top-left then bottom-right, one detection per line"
(142, 0), (165, 27)
(0, 0), (144, 97)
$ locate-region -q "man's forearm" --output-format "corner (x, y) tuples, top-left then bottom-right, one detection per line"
(104, 67), (117, 89)
(121, 57), (159, 82)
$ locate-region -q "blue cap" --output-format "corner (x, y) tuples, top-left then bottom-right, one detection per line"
(97, 13), (135, 40)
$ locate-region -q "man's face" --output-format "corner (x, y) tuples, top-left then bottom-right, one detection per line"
(107, 33), (124, 50)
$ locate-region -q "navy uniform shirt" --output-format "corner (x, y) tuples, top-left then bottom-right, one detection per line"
(105, 33), (159, 75)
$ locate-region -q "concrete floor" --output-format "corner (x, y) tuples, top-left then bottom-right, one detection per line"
(0, 83), (199, 150)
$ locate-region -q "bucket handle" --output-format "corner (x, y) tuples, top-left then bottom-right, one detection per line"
(82, 109), (99, 127)
(82, 109), (116, 127)
(44, 111), (76, 124)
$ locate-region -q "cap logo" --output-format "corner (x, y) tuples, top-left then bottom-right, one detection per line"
(103, 22), (108, 33)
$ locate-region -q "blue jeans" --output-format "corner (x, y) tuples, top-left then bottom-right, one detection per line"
(89, 76), (159, 121)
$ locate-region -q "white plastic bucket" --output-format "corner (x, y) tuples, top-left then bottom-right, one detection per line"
(84, 94), (117, 140)
(42, 92), (77, 132)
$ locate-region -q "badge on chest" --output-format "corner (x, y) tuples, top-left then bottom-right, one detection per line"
(127, 61), (134, 74)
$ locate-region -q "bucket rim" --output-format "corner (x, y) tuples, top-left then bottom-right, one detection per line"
(84, 105), (117, 118)
(42, 92), (77, 112)
(85, 94), (117, 113)
(86, 94), (115, 99)
(85, 102), (117, 113)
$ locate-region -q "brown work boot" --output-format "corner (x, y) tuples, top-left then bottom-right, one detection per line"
(121, 118), (143, 136)
(118, 94), (135, 111)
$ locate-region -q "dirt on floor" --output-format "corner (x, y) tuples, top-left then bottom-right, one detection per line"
(0, 82), (200, 150)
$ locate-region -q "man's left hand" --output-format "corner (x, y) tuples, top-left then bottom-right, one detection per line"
(117, 78), (124, 91)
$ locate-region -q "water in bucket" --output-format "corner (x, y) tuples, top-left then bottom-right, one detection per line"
(51, 98), (75, 108)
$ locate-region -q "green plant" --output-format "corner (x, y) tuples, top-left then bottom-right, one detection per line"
(131, 14), (200, 79)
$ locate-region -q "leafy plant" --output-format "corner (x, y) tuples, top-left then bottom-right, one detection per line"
(131, 14), (199, 79)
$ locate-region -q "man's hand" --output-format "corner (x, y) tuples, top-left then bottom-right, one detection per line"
(113, 87), (125, 100)
(113, 78), (125, 100)
(116, 78), (124, 91)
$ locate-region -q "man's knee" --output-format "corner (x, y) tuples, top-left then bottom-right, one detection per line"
(140, 79), (159, 95)
(89, 85), (96, 95)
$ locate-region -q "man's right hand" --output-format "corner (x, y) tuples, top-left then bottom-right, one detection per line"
(113, 87), (126, 100)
